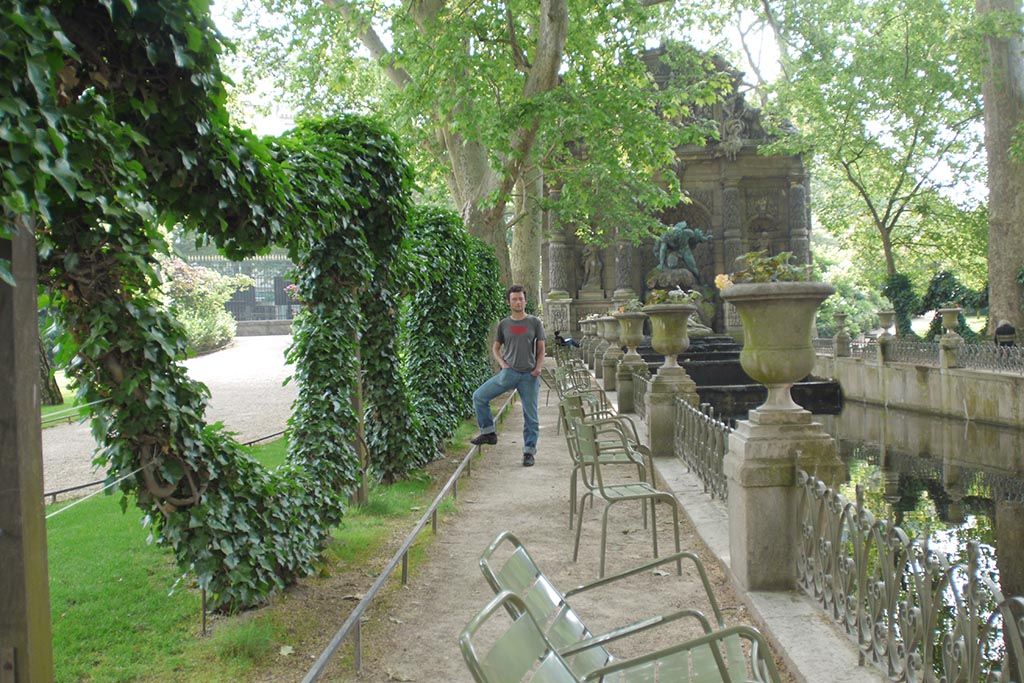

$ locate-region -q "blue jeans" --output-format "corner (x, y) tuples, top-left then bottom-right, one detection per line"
(473, 368), (540, 454)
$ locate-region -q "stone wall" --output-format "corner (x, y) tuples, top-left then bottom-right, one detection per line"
(815, 354), (1024, 428)
(236, 319), (293, 336)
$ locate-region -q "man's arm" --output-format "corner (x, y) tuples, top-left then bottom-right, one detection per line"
(531, 340), (546, 377)
(492, 340), (509, 369)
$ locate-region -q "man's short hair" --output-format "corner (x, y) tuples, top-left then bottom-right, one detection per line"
(507, 284), (527, 300)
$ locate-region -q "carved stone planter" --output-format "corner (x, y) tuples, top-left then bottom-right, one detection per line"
(642, 303), (696, 369)
(720, 281), (834, 413)
(600, 316), (623, 391)
(877, 309), (896, 338)
(592, 316), (614, 379)
(641, 303), (699, 456)
(613, 311), (648, 413)
(720, 281), (843, 592)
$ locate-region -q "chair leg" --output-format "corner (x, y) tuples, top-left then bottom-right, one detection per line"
(600, 502), (613, 579)
(569, 469), (578, 529)
(670, 498), (682, 575)
(637, 465), (648, 529)
(573, 492), (590, 562)
(650, 497), (659, 559)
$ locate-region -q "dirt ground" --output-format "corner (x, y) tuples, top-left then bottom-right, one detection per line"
(250, 388), (795, 682)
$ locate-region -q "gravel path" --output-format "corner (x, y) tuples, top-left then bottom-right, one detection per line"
(264, 386), (788, 682)
(42, 335), (296, 498)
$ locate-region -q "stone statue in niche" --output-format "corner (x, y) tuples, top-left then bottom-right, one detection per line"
(647, 221), (710, 290)
(580, 244), (603, 291)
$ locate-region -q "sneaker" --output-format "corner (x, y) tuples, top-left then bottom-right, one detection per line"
(522, 453), (535, 467)
(470, 432), (498, 446)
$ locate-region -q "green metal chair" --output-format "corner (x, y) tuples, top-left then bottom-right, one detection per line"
(570, 418), (683, 578)
(460, 589), (782, 682)
(479, 531), (726, 676)
(560, 398), (650, 531)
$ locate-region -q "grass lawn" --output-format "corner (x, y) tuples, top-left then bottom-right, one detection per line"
(909, 314), (988, 337)
(40, 370), (80, 428)
(48, 422), (479, 681)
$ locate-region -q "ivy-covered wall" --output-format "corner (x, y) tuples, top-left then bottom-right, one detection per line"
(3, 0), (502, 610)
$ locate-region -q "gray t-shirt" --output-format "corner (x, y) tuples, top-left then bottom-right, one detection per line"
(496, 315), (546, 372)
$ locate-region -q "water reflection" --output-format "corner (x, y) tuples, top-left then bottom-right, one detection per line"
(821, 400), (1024, 598)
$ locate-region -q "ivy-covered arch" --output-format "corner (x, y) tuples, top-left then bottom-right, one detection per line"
(4, 0), (501, 610)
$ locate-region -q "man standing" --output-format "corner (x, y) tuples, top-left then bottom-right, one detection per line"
(470, 285), (546, 467)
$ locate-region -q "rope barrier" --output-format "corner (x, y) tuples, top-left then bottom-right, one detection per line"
(40, 398), (109, 427)
(45, 465), (147, 520)
(43, 429), (290, 503)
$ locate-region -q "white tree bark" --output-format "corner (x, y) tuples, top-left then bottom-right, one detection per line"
(509, 168), (543, 300)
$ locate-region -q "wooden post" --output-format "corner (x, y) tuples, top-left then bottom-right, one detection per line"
(0, 216), (54, 680)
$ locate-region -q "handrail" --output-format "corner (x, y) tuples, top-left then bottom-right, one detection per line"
(302, 391), (518, 681)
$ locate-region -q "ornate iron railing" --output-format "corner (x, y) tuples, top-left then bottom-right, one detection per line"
(851, 339), (875, 360)
(813, 337), (835, 355)
(889, 339), (941, 366)
(956, 342), (1024, 376)
(674, 399), (731, 500)
(633, 369), (650, 420)
(797, 469), (1024, 682)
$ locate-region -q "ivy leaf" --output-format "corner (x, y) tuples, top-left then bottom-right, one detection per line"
(0, 260), (14, 286)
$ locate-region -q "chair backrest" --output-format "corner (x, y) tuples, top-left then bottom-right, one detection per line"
(460, 591), (579, 683)
(479, 534), (612, 677)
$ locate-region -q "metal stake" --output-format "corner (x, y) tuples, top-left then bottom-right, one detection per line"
(354, 620), (362, 671)
(401, 552), (408, 585)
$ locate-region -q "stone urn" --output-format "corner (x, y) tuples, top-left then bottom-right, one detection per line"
(640, 302), (699, 456)
(599, 316), (621, 345)
(877, 310), (896, 338)
(642, 303), (697, 369)
(592, 316), (616, 378)
(599, 315), (624, 390)
(720, 281), (834, 412)
(938, 306), (962, 336)
(612, 311), (647, 356)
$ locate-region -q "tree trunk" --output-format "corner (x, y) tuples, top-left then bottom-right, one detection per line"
(37, 330), (62, 406)
(879, 226), (897, 280)
(979, 0), (1024, 331)
(443, 129), (513, 284)
(509, 168), (543, 301)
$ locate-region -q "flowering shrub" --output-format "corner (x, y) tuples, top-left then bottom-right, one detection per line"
(616, 298), (644, 313)
(283, 282), (302, 304)
(715, 250), (812, 289)
(645, 287), (702, 305)
(161, 257), (253, 354)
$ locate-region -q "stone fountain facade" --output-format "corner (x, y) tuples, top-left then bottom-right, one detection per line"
(543, 52), (811, 337)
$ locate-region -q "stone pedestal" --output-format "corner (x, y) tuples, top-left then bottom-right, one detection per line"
(725, 408), (842, 591)
(602, 345), (624, 391)
(593, 339), (609, 378)
(545, 296), (572, 342)
(616, 354), (648, 413)
(834, 331), (851, 357)
(645, 366), (699, 458)
(876, 332), (894, 364)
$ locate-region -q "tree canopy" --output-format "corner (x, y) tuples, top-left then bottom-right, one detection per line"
(229, 0), (732, 289)
(743, 0), (988, 291)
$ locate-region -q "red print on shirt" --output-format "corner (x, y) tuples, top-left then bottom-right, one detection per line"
(509, 325), (529, 335)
